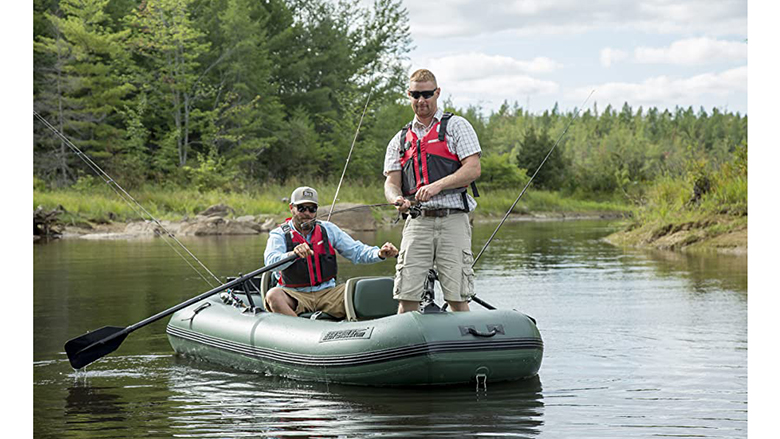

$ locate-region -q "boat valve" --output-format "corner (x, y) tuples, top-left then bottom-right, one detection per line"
(475, 366), (489, 400)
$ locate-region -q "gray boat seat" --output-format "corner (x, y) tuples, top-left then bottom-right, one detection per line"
(260, 270), (276, 304)
(344, 276), (397, 321)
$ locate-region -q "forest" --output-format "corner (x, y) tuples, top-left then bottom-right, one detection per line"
(33, 0), (747, 225)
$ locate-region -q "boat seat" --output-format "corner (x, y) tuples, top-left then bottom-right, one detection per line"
(344, 276), (397, 321)
(260, 271), (276, 305)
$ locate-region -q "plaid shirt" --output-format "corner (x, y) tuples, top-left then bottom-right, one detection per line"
(383, 108), (481, 211)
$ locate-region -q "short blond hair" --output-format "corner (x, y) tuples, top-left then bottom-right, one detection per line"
(410, 69), (437, 87)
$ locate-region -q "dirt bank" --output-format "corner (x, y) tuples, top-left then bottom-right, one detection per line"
(604, 214), (747, 255)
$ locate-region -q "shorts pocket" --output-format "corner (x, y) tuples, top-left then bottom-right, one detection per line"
(461, 265), (475, 299)
(393, 267), (404, 299)
(462, 249), (474, 265)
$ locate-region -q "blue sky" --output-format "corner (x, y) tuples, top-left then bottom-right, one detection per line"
(397, 0), (748, 115)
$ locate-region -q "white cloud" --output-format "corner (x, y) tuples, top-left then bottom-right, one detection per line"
(422, 52), (561, 81)
(413, 52), (560, 109)
(600, 48), (628, 67)
(576, 66), (747, 109)
(403, 0), (747, 38)
(634, 37), (747, 65)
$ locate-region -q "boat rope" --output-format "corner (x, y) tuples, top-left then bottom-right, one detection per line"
(326, 86), (373, 222)
(471, 90), (595, 269)
(33, 111), (222, 288)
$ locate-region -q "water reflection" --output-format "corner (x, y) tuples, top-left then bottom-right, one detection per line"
(165, 357), (545, 437)
(641, 248), (747, 294)
(65, 383), (126, 423)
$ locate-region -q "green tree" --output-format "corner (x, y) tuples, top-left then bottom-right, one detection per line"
(126, 0), (215, 169)
(516, 126), (566, 190)
(34, 0), (134, 185)
(197, 0), (287, 181)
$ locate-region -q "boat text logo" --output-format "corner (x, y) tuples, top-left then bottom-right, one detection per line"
(320, 327), (374, 342)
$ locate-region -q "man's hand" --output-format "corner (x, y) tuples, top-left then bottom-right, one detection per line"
(378, 242), (399, 259)
(414, 183), (442, 202)
(292, 243), (313, 259)
(393, 196), (412, 213)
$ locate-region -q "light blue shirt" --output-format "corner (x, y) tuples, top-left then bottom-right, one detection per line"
(263, 220), (384, 292)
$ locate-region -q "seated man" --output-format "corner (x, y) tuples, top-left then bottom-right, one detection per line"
(263, 186), (398, 319)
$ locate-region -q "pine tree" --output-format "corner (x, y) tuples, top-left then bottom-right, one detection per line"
(516, 126), (566, 190)
(34, 0), (134, 185)
(126, 0), (213, 169)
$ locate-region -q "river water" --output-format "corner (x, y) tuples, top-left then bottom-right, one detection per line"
(33, 220), (747, 438)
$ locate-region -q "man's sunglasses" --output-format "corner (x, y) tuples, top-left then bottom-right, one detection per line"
(295, 205), (318, 213)
(408, 89), (437, 100)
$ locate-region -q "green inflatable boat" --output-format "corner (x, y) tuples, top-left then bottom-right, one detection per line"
(166, 272), (543, 386)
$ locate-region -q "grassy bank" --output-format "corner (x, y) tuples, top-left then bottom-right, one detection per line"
(606, 144), (747, 253)
(33, 179), (630, 226)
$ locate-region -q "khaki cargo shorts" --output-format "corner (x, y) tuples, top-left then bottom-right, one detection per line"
(267, 284), (347, 319)
(393, 212), (475, 303)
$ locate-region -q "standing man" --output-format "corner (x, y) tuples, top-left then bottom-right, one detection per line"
(264, 186), (399, 319)
(383, 69), (481, 314)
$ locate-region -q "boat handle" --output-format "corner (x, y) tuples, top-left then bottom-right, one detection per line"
(469, 327), (497, 337)
(460, 326), (497, 337)
(181, 302), (211, 322)
(460, 324), (504, 337)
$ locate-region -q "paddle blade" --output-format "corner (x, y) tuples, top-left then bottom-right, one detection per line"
(64, 326), (128, 369)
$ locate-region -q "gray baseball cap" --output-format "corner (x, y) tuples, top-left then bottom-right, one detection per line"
(290, 186), (318, 205)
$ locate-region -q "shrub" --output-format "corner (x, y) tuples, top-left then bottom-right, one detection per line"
(480, 153), (529, 190)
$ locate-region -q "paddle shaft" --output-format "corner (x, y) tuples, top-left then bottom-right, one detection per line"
(129, 254), (297, 333)
(74, 254), (297, 354)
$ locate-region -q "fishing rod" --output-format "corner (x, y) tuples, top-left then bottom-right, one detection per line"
(471, 90), (595, 269)
(300, 202), (410, 230)
(327, 86), (373, 222)
(33, 111), (222, 288)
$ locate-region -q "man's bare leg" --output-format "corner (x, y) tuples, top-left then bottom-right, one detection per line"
(265, 288), (298, 316)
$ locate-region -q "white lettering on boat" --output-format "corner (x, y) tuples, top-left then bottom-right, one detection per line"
(319, 327), (374, 342)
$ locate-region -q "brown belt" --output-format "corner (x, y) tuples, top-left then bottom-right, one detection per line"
(419, 208), (467, 218)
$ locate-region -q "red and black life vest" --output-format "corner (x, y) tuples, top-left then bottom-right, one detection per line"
(278, 220), (338, 288)
(399, 112), (478, 210)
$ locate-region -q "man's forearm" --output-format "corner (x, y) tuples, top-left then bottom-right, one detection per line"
(384, 173), (403, 202)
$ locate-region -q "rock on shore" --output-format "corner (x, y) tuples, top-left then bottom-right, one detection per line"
(56, 202), (380, 240)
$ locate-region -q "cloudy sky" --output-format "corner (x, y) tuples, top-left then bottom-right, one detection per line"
(397, 0), (748, 115)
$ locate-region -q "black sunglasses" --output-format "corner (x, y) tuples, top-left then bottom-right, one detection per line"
(408, 89), (437, 100)
(295, 205), (318, 213)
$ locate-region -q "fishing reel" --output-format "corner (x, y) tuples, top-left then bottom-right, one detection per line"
(220, 289), (247, 309)
(404, 205), (422, 219)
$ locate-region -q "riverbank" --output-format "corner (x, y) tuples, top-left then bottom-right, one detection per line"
(604, 213), (747, 255)
(44, 206), (629, 240)
(33, 183), (632, 239)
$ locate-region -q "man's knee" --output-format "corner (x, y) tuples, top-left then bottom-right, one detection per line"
(266, 288), (293, 311)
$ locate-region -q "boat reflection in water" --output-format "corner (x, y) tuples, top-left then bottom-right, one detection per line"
(166, 356), (545, 437)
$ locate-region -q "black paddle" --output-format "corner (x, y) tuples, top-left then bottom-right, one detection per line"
(64, 254), (298, 369)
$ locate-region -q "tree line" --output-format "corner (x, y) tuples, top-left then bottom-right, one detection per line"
(34, 0), (747, 200)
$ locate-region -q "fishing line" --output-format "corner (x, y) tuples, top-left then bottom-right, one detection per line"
(300, 203), (395, 230)
(471, 90), (596, 268)
(33, 111), (222, 288)
(326, 86), (373, 222)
